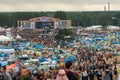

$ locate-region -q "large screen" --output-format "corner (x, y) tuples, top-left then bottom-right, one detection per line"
(35, 22), (54, 29)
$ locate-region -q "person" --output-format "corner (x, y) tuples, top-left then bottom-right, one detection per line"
(56, 69), (68, 80)
(65, 61), (78, 80)
(0, 66), (12, 80)
(81, 67), (88, 80)
(103, 64), (113, 80)
(7, 68), (17, 80)
(113, 65), (117, 80)
(16, 66), (35, 80)
(88, 70), (96, 80)
(96, 66), (103, 80)
(43, 71), (51, 80)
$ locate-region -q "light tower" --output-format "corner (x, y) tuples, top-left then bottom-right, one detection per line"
(108, 0), (110, 11)
(104, 6), (106, 11)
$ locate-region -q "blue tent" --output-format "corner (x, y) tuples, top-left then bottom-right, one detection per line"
(0, 61), (8, 67)
(84, 39), (93, 43)
(48, 48), (53, 52)
(32, 44), (43, 49)
(39, 57), (48, 62)
(116, 32), (120, 37)
(51, 57), (58, 61)
(94, 38), (106, 42)
(65, 42), (73, 47)
(62, 58), (69, 63)
(62, 56), (76, 63)
(68, 56), (76, 62)
(113, 42), (120, 44)
(93, 33), (98, 38)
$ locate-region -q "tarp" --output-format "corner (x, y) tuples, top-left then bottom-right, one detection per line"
(0, 49), (15, 53)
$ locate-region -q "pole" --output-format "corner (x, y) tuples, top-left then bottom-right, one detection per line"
(104, 6), (106, 12)
(108, 0), (110, 11)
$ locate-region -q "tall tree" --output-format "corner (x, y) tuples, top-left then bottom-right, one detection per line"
(55, 29), (74, 42)
(54, 11), (67, 20)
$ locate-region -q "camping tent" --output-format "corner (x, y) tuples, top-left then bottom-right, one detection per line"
(0, 49), (15, 53)
(16, 35), (22, 39)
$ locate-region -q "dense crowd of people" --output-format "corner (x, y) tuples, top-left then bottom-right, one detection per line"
(19, 29), (54, 46)
(0, 29), (120, 80)
(0, 48), (119, 80)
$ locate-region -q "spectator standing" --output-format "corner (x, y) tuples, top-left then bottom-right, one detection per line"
(65, 61), (78, 80)
(0, 66), (12, 80)
(16, 66), (35, 80)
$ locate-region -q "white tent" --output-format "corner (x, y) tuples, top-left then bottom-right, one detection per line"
(16, 35), (22, 39)
(0, 27), (5, 32)
(85, 25), (102, 31)
(107, 26), (120, 30)
(40, 61), (50, 65)
(0, 35), (15, 41)
(0, 49), (15, 53)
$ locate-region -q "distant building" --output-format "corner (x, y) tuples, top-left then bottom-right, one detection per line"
(17, 16), (71, 29)
(58, 20), (71, 29)
(17, 20), (30, 29)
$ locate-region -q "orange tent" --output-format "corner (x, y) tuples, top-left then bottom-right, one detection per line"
(6, 63), (17, 70)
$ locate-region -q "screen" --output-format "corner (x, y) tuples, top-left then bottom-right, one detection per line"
(35, 22), (54, 29)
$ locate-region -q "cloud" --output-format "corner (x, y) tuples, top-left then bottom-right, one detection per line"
(0, 4), (13, 11)
(0, 0), (119, 11)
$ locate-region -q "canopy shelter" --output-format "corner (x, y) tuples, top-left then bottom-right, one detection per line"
(0, 35), (15, 41)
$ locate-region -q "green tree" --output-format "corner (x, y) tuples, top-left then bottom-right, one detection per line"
(54, 11), (67, 20)
(112, 12), (120, 26)
(55, 29), (74, 42)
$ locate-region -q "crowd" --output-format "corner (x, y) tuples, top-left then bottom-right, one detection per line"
(0, 29), (120, 80)
(19, 29), (54, 46)
(0, 48), (119, 80)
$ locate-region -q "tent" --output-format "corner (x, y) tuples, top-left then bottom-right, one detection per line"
(16, 35), (22, 39)
(85, 25), (102, 31)
(0, 35), (15, 41)
(39, 57), (48, 62)
(84, 38), (93, 42)
(0, 61), (8, 66)
(107, 26), (120, 30)
(0, 49), (15, 53)
(40, 61), (50, 65)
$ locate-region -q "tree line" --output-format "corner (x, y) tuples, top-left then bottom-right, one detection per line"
(0, 11), (120, 27)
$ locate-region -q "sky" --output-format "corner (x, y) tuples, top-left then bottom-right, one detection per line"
(0, 0), (120, 12)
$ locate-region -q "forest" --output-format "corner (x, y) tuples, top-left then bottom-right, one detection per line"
(0, 11), (120, 27)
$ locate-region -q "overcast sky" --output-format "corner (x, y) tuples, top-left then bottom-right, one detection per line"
(0, 0), (119, 12)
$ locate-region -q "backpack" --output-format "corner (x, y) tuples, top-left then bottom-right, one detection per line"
(104, 71), (112, 80)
